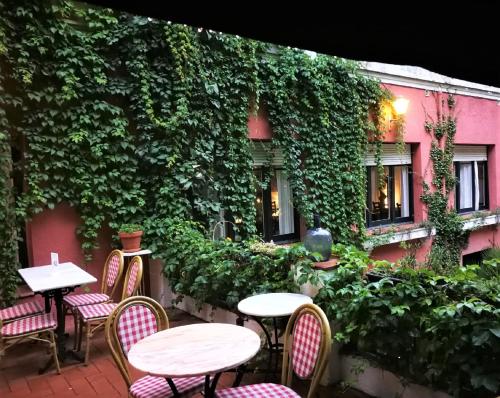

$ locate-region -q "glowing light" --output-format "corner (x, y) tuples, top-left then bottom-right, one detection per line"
(393, 96), (409, 115)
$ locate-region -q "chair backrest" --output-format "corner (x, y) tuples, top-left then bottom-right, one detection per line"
(120, 256), (143, 300)
(281, 303), (331, 398)
(101, 250), (125, 297)
(105, 296), (169, 387)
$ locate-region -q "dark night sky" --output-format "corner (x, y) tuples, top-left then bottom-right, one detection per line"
(82, 1), (500, 88)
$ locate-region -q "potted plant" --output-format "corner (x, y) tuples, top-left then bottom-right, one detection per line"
(118, 223), (143, 253)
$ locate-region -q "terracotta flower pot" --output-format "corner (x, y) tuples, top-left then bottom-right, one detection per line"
(118, 230), (143, 253)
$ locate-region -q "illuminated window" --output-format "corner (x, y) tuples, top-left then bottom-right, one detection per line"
(366, 165), (413, 227)
(255, 169), (299, 242)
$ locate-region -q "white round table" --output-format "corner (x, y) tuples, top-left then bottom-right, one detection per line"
(238, 292), (313, 318)
(128, 323), (260, 397)
(236, 293), (313, 379)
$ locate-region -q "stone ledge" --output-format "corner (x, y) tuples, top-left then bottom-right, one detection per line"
(364, 214), (500, 250)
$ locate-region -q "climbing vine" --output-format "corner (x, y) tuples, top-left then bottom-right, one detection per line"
(260, 52), (387, 243)
(0, 36), (20, 305)
(0, 0), (386, 303)
(421, 92), (468, 272)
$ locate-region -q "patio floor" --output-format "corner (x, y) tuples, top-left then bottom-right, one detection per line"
(1, 296), (370, 398)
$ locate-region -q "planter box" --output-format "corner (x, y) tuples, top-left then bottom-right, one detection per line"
(340, 355), (451, 398)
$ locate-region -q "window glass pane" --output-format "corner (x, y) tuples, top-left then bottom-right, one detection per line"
(369, 166), (390, 222)
(478, 162), (486, 207)
(254, 170), (265, 237)
(394, 166), (410, 218)
(273, 170), (295, 235)
(459, 162), (473, 209)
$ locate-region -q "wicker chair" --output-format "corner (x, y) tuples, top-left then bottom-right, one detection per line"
(105, 296), (204, 397)
(0, 312), (60, 374)
(63, 249), (124, 349)
(76, 255), (142, 365)
(215, 303), (331, 398)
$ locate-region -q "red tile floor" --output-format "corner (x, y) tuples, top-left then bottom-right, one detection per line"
(1, 296), (370, 398)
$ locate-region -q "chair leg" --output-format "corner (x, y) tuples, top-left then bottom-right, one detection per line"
(84, 321), (91, 366)
(77, 318), (84, 353)
(49, 331), (61, 374)
(72, 309), (79, 351)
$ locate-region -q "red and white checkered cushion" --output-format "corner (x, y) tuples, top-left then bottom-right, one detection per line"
(0, 301), (44, 322)
(1, 313), (57, 337)
(118, 304), (157, 355)
(292, 313), (322, 379)
(130, 375), (204, 398)
(106, 254), (121, 287)
(215, 383), (300, 398)
(78, 303), (117, 321)
(126, 260), (140, 297)
(63, 293), (109, 308)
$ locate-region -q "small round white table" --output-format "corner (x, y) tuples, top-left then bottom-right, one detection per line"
(236, 293), (313, 379)
(128, 323), (260, 397)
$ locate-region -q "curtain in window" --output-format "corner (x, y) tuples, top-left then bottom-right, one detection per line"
(401, 166), (410, 217)
(459, 163), (473, 209)
(276, 170), (294, 235)
(474, 161), (479, 210)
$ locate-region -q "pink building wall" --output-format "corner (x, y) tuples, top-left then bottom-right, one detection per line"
(25, 81), (500, 278)
(248, 105), (273, 140)
(371, 84), (500, 263)
(26, 203), (113, 294)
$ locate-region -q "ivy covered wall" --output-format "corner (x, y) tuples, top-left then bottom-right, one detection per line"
(0, 0), (386, 305)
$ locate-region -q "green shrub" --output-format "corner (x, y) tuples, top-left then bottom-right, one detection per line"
(148, 218), (312, 310)
(118, 224), (143, 233)
(312, 261), (500, 397)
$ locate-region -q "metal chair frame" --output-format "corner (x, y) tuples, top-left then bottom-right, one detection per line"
(64, 249), (124, 350)
(76, 256), (143, 365)
(105, 295), (169, 387)
(281, 303), (331, 398)
(0, 316), (61, 374)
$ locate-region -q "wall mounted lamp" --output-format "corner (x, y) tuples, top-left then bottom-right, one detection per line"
(392, 96), (410, 116)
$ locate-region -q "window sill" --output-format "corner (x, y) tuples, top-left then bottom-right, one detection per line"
(271, 239), (300, 246)
(363, 213), (500, 250)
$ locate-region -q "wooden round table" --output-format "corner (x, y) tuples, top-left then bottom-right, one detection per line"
(237, 293), (313, 379)
(128, 323), (261, 397)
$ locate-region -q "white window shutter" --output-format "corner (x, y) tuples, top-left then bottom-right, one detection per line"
(365, 144), (411, 166)
(251, 141), (284, 166)
(453, 145), (487, 162)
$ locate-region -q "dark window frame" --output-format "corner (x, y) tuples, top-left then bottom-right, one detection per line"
(366, 165), (414, 227)
(255, 167), (300, 243)
(455, 160), (488, 213)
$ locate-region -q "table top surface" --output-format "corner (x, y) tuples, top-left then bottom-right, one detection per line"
(18, 262), (97, 293)
(238, 292), (313, 317)
(128, 323), (261, 378)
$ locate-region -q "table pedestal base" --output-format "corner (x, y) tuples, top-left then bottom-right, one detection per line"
(236, 313), (287, 381)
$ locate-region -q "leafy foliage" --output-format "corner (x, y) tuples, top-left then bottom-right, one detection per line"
(0, 0), (386, 303)
(154, 218), (310, 309)
(260, 52), (388, 244)
(421, 93), (468, 272)
(0, 65), (20, 305)
(118, 223), (142, 233)
(306, 256), (500, 397)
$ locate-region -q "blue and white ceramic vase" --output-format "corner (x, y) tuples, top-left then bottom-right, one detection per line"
(304, 214), (332, 262)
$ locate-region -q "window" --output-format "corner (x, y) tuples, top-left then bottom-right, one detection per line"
(455, 160), (488, 212)
(366, 165), (413, 226)
(255, 168), (299, 242)
(365, 144), (413, 227)
(453, 145), (488, 213)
